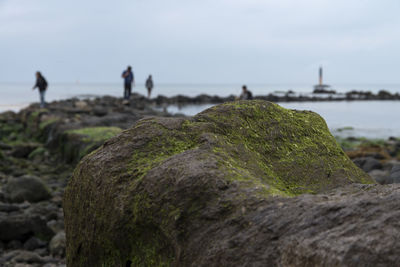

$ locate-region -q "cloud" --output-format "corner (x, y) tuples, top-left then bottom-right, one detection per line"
(0, 0), (400, 83)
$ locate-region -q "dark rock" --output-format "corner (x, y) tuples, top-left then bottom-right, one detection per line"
(0, 250), (20, 262)
(64, 101), (372, 266)
(368, 169), (390, 184)
(25, 202), (59, 222)
(390, 165), (400, 184)
(0, 142), (12, 150)
(352, 157), (366, 168)
(362, 157), (382, 172)
(3, 175), (51, 203)
(24, 237), (46, 251)
(7, 240), (23, 250)
(12, 250), (44, 264)
(92, 106), (108, 117)
(9, 143), (40, 158)
(352, 157), (382, 172)
(0, 202), (20, 212)
(382, 160), (400, 171)
(0, 212), (54, 242)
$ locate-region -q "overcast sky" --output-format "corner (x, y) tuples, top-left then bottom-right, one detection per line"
(1, 0), (400, 84)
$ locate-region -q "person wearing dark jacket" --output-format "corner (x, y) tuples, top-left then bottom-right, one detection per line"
(32, 71), (48, 108)
(145, 75), (154, 99)
(121, 66), (134, 100)
(239, 85), (253, 100)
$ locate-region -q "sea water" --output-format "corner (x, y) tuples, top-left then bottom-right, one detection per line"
(167, 101), (400, 139)
(1, 82), (400, 138)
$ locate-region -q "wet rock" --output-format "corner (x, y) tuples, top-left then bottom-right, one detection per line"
(10, 143), (40, 158)
(7, 240), (23, 250)
(0, 202), (20, 212)
(64, 101), (372, 266)
(23, 237), (46, 251)
(49, 231), (66, 257)
(0, 212), (54, 242)
(368, 169), (390, 184)
(389, 165), (400, 184)
(382, 160), (400, 171)
(3, 175), (51, 203)
(12, 250), (44, 264)
(92, 106), (108, 117)
(353, 157), (382, 172)
(0, 142), (12, 150)
(25, 202), (59, 222)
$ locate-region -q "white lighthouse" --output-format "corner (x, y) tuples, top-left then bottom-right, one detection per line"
(313, 66), (334, 93)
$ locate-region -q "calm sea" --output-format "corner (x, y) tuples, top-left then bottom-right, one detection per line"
(1, 82), (400, 138)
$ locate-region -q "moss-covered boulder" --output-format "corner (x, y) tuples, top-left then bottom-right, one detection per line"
(59, 126), (122, 163)
(64, 101), (373, 266)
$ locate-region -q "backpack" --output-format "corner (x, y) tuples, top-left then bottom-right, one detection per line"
(247, 91), (253, 100)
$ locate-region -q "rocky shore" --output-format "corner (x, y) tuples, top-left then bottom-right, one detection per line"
(1, 95), (400, 266)
(0, 95), (180, 266)
(148, 89), (400, 107)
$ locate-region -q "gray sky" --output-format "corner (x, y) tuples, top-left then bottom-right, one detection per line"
(1, 0), (400, 84)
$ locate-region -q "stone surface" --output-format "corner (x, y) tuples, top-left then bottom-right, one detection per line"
(23, 237), (46, 251)
(389, 165), (400, 183)
(49, 231), (66, 257)
(64, 101), (373, 266)
(3, 175), (51, 203)
(368, 169), (390, 184)
(353, 157), (382, 173)
(0, 211), (54, 242)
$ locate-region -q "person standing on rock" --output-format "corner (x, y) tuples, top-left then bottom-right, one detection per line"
(145, 75), (154, 99)
(32, 71), (48, 108)
(121, 66), (135, 100)
(239, 85), (253, 100)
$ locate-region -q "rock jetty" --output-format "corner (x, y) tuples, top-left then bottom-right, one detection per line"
(0, 95), (179, 266)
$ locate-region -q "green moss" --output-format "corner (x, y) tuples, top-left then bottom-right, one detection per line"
(128, 122), (197, 180)
(39, 118), (60, 130)
(126, 101), (372, 198)
(28, 146), (47, 159)
(66, 127), (122, 143)
(0, 122), (25, 143)
(336, 126), (354, 132)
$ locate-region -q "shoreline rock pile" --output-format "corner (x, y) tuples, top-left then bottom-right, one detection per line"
(0, 95), (180, 266)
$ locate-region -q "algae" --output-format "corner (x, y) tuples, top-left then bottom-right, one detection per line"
(66, 127), (122, 143)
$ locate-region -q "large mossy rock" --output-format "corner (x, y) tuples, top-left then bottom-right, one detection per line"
(64, 100), (373, 266)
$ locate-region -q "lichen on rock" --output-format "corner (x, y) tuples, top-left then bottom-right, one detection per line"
(64, 100), (373, 266)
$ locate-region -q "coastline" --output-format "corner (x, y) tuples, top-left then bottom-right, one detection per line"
(3, 92), (400, 139)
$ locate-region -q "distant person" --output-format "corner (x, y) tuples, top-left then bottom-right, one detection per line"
(32, 71), (48, 108)
(145, 75), (154, 98)
(121, 66), (134, 100)
(239, 85), (253, 100)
